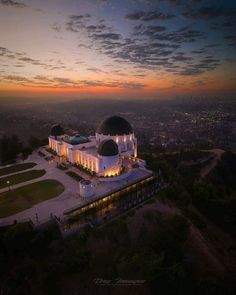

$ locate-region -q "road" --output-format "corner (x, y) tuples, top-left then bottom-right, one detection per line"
(200, 148), (224, 178)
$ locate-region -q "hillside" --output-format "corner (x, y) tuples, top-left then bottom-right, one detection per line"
(0, 149), (235, 295)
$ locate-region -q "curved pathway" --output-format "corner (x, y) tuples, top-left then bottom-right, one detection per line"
(0, 151), (84, 226)
(200, 149), (224, 178)
(0, 149), (153, 226)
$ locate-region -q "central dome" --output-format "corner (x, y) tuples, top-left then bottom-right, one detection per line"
(96, 116), (133, 136)
(97, 139), (119, 156)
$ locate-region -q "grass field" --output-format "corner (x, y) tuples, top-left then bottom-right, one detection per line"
(0, 179), (65, 217)
(0, 170), (46, 189)
(0, 163), (36, 177)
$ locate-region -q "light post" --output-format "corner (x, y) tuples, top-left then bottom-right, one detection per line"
(6, 180), (11, 191)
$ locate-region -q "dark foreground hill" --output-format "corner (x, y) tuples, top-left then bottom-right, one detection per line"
(0, 149), (235, 295)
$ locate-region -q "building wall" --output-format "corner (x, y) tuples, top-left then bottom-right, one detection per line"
(49, 137), (56, 151)
(79, 181), (94, 198)
(74, 149), (100, 172)
(48, 132), (136, 176)
(98, 154), (120, 176)
(95, 133), (137, 157)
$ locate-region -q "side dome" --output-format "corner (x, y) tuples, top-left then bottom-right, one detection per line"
(97, 139), (119, 156)
(69, 134), (89, 145)
(96, 116), (133, 136)
(50, 124), (64, 136)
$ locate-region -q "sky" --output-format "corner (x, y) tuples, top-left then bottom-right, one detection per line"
(0, 0), (236, 100)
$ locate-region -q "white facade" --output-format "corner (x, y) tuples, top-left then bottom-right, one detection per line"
(79, 180), (94, 197)
(96, 132), (137, 157)
(49, 136), (101, 173)
(98, 154), (121, 176)
(48, 117), (141, 178)
(49, 135), (122, 176)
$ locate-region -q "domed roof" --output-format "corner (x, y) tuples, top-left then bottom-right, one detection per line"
(96, 116), (133, 136)
(97, 139), (119, 156)
(50, 124), (64, 136)
(80, 179), (91, 185)
(69, 134), (89, 145)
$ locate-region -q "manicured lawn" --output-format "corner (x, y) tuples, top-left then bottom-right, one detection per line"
(0, 162), (36, 177)
(0, 180), (65, 217)
(0, 170), (46, 189)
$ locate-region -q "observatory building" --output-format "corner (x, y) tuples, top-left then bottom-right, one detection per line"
(48, 116), (144, 179)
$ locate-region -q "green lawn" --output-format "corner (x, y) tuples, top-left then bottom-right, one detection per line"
(0, 179), (65, 217)
(0, 170), (46, 189)
(0, 162), (36, 177)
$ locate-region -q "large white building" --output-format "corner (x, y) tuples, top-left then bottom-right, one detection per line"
(48, 116), (143, 178)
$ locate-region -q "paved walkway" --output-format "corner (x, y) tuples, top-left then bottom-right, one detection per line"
(201, 149), (224, 177)
(0, 149), (152, 226)
(0, 151), (84, 226)
(0, 165), (36, 180)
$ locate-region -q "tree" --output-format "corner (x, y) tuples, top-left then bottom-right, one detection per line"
(0, 134), (23, 164)
(28, 136), (41, 149)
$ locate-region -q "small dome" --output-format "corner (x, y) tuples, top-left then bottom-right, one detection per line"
(69, 134), (89, 145)
(51, 124), (64, 136)
(97, 139), (119, 156)
(96, 116), (133, 136)
(80, 179), (92, 185)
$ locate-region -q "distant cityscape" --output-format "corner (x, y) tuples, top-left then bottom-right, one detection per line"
(0, 98), (235, 151)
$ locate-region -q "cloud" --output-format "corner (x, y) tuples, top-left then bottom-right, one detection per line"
(52, 24), (62, 33)
(0, 73), (146, 90)
(125, 10), (175, 21)
(224, 35), (236, 49)
(14, 64), (24, 67)
(64, 13), (220, 77)
(224, 35), (236, 41)
(0, 47), (8, 56)
(92, 33), (121, 40)
(65, 12), (208, 77)
(0, 0), (27, 8)
(192, 79), (207, 87)
(178, 56), (220, 76)
(56, 8), (234, 79)
(183, 6), (236, 20)
(228, 43), (236, 49)
(203, 43), (221, 49)
(0, 46), (25, 59)
(0, 46), (74, 72)
(2, 75), (31, 82)
(171, 53), (193, 62)
(52, 77), (74, 84)
(133, 24), (167, 38)
(75, 15), (205, 71)
(159, 0), (182, 5)
(69, 14), (91, 20)
(81, 80), (146, 89)
(86, 24), (107, 32)
(222, 21), (236, 28)
(66, 14), (91, 32)
(86, 67), (103, 73)
(19, 57), (43, 65)
(145, 29), (205, 43)
(191, 50), (205, 54)
(146, 25), (166, 32)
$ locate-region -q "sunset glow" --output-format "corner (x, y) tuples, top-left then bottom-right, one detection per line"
(0, 0), (236, 99)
